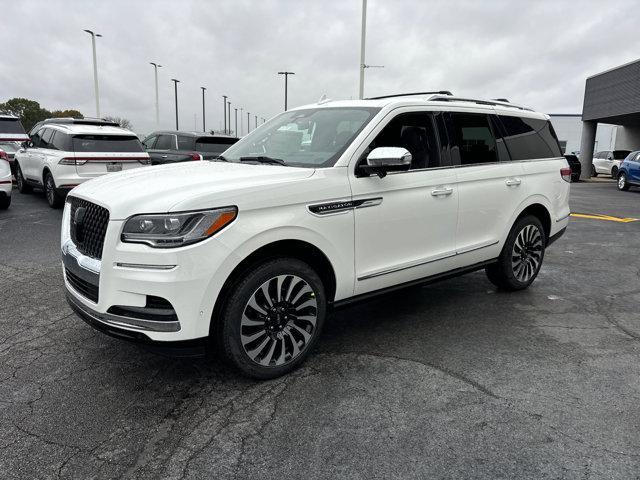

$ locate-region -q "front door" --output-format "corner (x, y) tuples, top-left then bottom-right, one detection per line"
(350, 110), (459, 295)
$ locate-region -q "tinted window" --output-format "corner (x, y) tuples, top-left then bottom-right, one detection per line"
(31, 128), (44, 148)
(613, 150), (631, 160)
(40, 128), (54, 148)
(447, 113), (498, 165)
(51, 131), (71, 151)
(71, 135), (144, 152)
(196, 137), (237, 153)
(498, 116), (561, 160)
(363, 112), (441, 169)
(177, 135), (195, 150)
(0, 118), (26, 134)
(142, 135), (157, 149)
(154, 135), (175, 150)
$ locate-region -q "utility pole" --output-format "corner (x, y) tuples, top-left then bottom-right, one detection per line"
(234, 108), (238, 137)
(240, 107), (243, 135)
(222, 95), (228, 133)
(150, 62), (162, 126)
(227, 102), (231, 135)
(255, 115), (257, 129)
(171, 79), (180, 130)
(247, 112), (250, 132)
(277, 71), (295, 110)
(83, 30), (102, 117)
(200, 87), (206, 132)
(358, 0), (367, 99)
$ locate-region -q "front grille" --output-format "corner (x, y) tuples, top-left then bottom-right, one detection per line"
(69, 197), (110, 260)
(65, 268), (99, 303)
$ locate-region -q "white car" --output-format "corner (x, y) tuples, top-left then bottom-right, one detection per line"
(14, 118), (150, 208)
(0, 149), (12, 209)
(62, 93), (570, 378)
(591, 150), (631, 178)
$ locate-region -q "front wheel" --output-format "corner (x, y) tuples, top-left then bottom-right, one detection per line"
(217, 258), (326, 379)
(486, 215), (546, 291)
(618, 172), (630, 191)
(44, 172), (64, 209)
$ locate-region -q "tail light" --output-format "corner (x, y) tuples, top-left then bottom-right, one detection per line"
(560, 167), (572, 183)
(190, 152), (202, 161)
(0, 150), (7, 160)
(59, 158), (87, 165)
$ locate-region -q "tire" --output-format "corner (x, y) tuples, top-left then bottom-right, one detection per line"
(0, 195), (10, 210)
(618, 172), (630, 191)
(44, 171), (64, 209)
(485, 215), (546, 291)
(591, 165), (598, 177)
(217, 258), (327, 379)
(571, 174), (580, 183)
(611, 166), (618, 179)
(15, 163), (32, 194)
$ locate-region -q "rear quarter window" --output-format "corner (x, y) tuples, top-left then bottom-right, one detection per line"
(71, 135), (144, 152)
(498, 116), (561, 160)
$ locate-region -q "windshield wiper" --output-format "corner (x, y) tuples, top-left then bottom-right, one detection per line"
(240, 156), (287, 166)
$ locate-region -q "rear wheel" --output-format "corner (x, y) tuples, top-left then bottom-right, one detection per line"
(217, 258), (326, 379)
(0, 194), (10, 210)
(44, 171), (64, 209)
(591, 165), (598, 177)
(486, 215), (546, 291)
(15, 163), (32, 193)
(611, 166), (619, 179)
(618, 172), (630, 191)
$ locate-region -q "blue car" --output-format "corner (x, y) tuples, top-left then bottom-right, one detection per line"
(617, 150), (640, 191)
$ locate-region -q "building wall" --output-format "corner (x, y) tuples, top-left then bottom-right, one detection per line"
(550, 115), (617, 154)
(583, 59), (640, 123)
(614, 126), (640, 151)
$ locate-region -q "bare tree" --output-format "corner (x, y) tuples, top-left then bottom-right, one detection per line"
(103, 116), (133, 130)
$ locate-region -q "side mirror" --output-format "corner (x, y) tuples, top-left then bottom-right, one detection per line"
(358, 147), (412, 178)
(21, 141), (32, 150)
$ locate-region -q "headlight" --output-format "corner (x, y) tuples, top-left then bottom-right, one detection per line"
(121, 207), (237, 248)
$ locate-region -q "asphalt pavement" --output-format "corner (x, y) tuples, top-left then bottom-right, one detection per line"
(1, 180), (639, 479)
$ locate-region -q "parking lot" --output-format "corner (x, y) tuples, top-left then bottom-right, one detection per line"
(1, 180), (639, 479)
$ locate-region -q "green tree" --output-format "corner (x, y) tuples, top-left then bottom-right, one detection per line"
(51, 109), (84, 119)
(0, 98), (49, 131)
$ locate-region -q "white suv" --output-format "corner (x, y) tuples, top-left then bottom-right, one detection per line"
(61, 93), (570, 378)
(14, 118), (150, 208)
(0, 149), (11, 209)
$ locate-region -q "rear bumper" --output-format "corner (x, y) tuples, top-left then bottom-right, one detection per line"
(547, 226), (566, 247)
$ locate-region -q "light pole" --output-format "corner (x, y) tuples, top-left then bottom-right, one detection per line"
(150, 62), (162, 126)
(171, 79), (180, 130)
(240, 107), (243, 135)
(277, 71), (295, 110)
(222, 95), (228, 134)
(247, 112), (250, 133)
(234, 108), (238, 137)
(83, 29), (102, 117)
(358, 0), (367, 99)
(255, 115), (257, 129)
(200, 87), (206, 132)
(227, 102), (231, 135)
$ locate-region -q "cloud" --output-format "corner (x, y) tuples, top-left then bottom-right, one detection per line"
(1, 0), (637, 134)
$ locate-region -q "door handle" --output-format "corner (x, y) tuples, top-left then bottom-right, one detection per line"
(431, 187), (453, 197)
(505, 178), (521, 186)
(161, 155), (168, 158)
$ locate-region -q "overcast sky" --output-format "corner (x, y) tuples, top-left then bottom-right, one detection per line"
(1, 0), (637, 135)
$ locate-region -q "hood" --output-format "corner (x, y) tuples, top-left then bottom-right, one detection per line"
(70, 161), (315, 219)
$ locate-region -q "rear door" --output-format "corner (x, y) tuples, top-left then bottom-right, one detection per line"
(70, 134), (148, 178)
(147, 134), (190, 164)
(446, 111), (524, 264)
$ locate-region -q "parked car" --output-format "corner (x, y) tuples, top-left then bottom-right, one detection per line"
(0, 114), (29, 143)
(142, 131), (239, 164)
(563, 154), (581, 182)
(14, 118), (150, 208)
(592, 150), (631, 177)
(62, 93), (570, 378)
(0, 149), (12, 209)
(616, 150), (640, 191)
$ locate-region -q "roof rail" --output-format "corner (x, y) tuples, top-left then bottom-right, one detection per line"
(366, 91), (453, 100)
(428, 95), (533, 111)
(492, 98), (510, 102)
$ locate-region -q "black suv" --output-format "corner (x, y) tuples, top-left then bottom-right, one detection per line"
(142, 131), (239, 165)
(563, 154), (581, 182)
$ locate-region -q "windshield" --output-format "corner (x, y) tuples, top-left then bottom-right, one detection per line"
(72, 135), (144, 153)
(0, 118), (26, 134)
(221, 107), (379, 167)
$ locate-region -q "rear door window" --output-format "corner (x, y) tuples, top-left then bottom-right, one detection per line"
(195, 137), (238, 153)
(177, 135), (195, 151)
(0, 118), (26, 134)
(40, 128), (54, 149)
(71, 135), (144, 152)
(498, 116), (561, 160)
(446, 113), (498, 165)
(154, 135), (175, 150)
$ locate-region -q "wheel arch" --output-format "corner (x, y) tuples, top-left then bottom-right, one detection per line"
(503, 197), (553, 245)
(209, 238), (338, 336)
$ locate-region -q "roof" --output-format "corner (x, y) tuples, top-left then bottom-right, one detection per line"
(290, 93), (547, 119)
(147, 130), (239, 139)
(46, 124), (137, 136)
